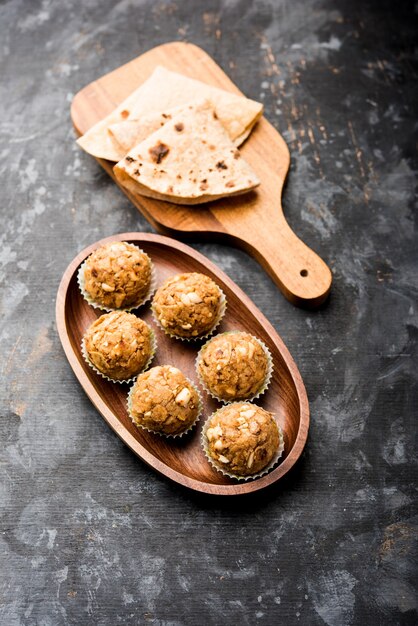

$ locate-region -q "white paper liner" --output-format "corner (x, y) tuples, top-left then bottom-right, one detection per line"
(81, 323), (157, 384)
(201, 403), (285, 481)
(77, 243), (157, 312)
(195, 331), (273, 404)
(126, 371), (203, 439)
(151, 286), (226, 343)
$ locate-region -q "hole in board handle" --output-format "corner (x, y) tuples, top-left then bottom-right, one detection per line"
(300, 269), (308, 277)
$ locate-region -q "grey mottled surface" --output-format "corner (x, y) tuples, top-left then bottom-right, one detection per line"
(1, 1), (417, 625)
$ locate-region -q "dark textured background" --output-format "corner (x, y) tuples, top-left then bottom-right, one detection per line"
(1, 0), (417, 624)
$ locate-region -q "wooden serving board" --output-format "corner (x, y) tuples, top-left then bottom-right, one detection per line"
(71, 42), (332, 308)
(56, 233), (309, 495)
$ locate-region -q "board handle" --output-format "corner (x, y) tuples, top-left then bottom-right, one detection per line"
(237, 212), (332, 308)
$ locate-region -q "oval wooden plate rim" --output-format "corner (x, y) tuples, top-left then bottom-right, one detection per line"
(56, 232), (310, 495)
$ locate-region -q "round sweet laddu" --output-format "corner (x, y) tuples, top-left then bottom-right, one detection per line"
(152, 272), (223, 339)
(83, 311), (154, 381)
(204, 403), (280, 476)
(197, 331), (270, 401)
(83, 241), (152, 309)
(128, 365), (200, 436)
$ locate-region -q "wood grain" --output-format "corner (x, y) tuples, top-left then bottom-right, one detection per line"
(71, 42), (332, 308)
(56, 233), (309, 495)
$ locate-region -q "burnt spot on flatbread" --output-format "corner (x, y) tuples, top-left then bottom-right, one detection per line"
(225, 181), (235, 188)
(167, 186), (174, 193)
(176, 174), (182, 180)
(202, 139), (207, 144)
(209, 145), (216, 151)
(125, 156), (136, 163)
(120, 110), (129, 119)
(174, 123), (184, 132)
(200, 179), (209, 191)
(149, 142), (170, 164)
(213, 111), (218, 120)
(133, 169), (141, 176)
(216, 161), (228, 170)
(233, 150), (241, 159)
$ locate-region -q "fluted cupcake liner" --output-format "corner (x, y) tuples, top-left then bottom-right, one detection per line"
(151, 287), (226, 343)
(127, 373), (203, 439)
(81, 324), (156, 384)
(77, 243), (157, 312)
(201, 403), (285, 481)
(195, 331), (273, 404)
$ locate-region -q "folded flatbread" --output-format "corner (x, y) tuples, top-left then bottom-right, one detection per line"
(108, 104), (194, 158)
(77, 66), (263, 161)
(113, 100), (260, 205)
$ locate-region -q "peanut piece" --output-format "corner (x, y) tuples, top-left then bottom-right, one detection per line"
(180, 292), (202, 305)
(212, 425), (223, 438)
(101, 282), (115, 292)
(175, 387), (192, 407)
(186, 292), (203, 304)
(240, 408), (256, 419)
(249, 420), (260, 434)
(109, 243), (123, 253)
(236, 345), (247, 357)
(180, 293), (191, 305)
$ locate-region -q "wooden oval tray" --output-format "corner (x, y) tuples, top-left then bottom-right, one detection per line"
(56, 233), (309, 495)
(71, 41), (332, 308)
